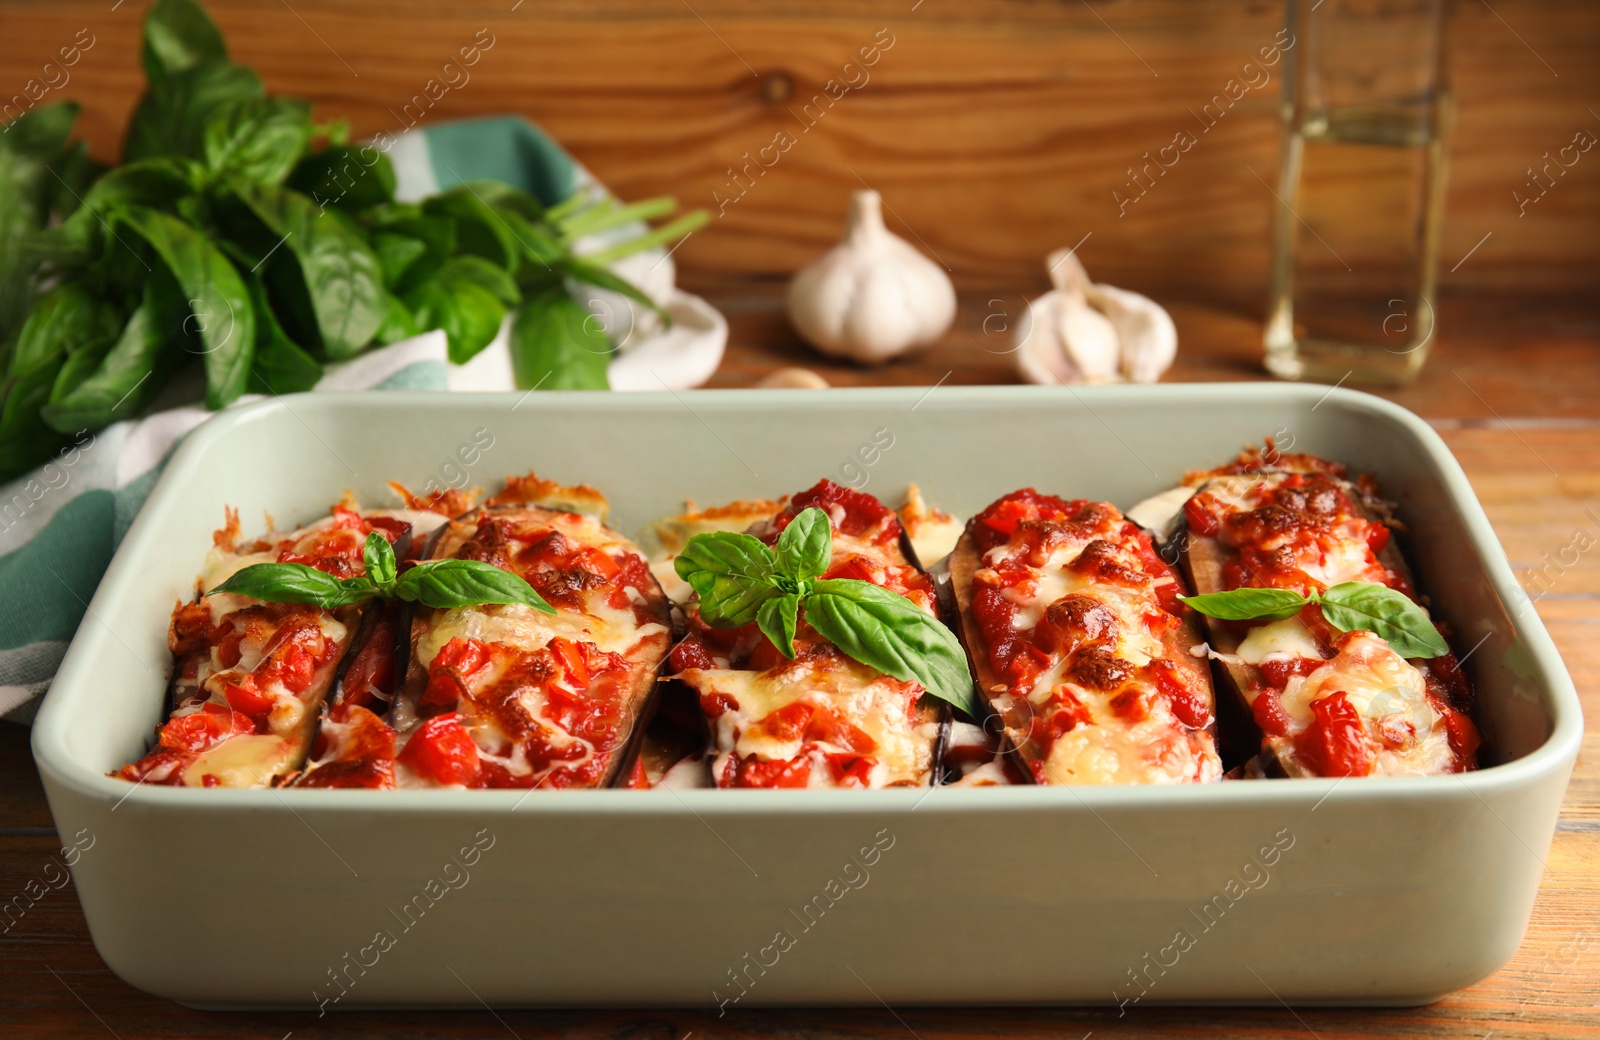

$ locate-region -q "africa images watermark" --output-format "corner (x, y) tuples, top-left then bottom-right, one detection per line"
(0, 827), (95, 934)
(712, 826), (896, 1015)
(1112, 826), (1297, 1015)
(312, 827), (496, 1015)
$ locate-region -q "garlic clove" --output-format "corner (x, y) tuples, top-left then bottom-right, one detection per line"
(1092, 283), (1178, 384)
(756, 366), (830, 389)
(787, 190), (955, 364)
(1013, 249), (1177, 385)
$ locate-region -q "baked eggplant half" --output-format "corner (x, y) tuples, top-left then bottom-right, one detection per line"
(667, 480), (950, 788)
(116, 505), (429, 788)
(949, 490), (1221, 785)
(386, 477), (673, 789)
(1175, 449), (1479, 777)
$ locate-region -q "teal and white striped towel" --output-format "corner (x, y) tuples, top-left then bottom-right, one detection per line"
(0, 116), (724, 721)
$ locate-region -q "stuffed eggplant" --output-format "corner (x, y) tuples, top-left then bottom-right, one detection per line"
(1175, 447), (1479, 777)
(949, 490), (1221, 785)
(382, 474), (673, 789)
(116, 504), (438, 788)
(666, 480), (951, 788)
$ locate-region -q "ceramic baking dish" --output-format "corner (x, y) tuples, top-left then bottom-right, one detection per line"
(32, 385), (1581, 1010)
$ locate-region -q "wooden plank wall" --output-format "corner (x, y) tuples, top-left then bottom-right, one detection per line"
(2, 0), (1596, 302)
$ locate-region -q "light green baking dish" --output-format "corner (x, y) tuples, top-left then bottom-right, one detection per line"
(32, 384), (1581, 1010)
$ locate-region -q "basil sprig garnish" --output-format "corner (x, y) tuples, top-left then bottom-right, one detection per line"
(675, 507), (982, 719)
(209, 532), (556, 614)
(1180, 581), (1449, 659)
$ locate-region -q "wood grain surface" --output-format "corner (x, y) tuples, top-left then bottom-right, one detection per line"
(2, 0), (1598, 1033)
(2, 0), (1597, 300)
(3, 294), (1598, 1039)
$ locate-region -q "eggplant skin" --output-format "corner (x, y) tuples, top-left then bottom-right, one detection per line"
(400, 504), (673, 789)
(948, 501), (1219, 785)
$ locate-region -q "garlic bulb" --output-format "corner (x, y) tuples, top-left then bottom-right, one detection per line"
(1015, 250), (1177, 385)
(787, 191), (956, 363)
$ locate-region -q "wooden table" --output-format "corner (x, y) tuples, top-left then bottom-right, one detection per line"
(5, 291), (1598, 1039)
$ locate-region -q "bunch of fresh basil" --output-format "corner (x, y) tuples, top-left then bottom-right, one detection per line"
(0, 0), (704, 482)
(675, 508), (983, 719)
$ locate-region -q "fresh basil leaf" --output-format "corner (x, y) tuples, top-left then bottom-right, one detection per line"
(202, 97), (312, 186)
(1179, 587), (1309, 623)
(208, 562), (373, 608)
(112, 204), (255, 408)
(359, 209), (455, 291)
(362, 532), (396, 587)
(244, 273), (322, 394)
(806, 578), (983, 720)
(224, 184), (385, 359)
(404, 270), (506, 365)
(1316, 582), (1450, 659)
(0, 363), (69, 479)
(42, 142), (106, 221)
(288, 146), (397, 213)
(372, 232), (428, 290)
(563, 256), (666, 319)
(423, 185), (518, 272)
(141, 0), (228, 82)
(7, 283), (119, 379)
(498, 208), (563, 274)
(393, 560), (556, 613)
(371, 290), (420, 346)
(0, 103), (84, 345)
(442, 254), (521, 310)
(757, 592), (800, 659)
(125, 60), (264, 163)
(776, 506), (831, 584)
(40, 277), (181, 432)
(675, 531), (780, 627)
(509, 287), (610, 390)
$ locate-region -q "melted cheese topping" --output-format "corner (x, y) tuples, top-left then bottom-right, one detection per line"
(415, 599), (664, 671)
(673, 507), (940, 789)
(1236, 618), (1323, 665)
(682, 655), (937, 788)
(181, 734), (294, 788)
(899, 484), (963, 567)
(1273, 631), (1454, 777)
(970, 500), (1219, 786)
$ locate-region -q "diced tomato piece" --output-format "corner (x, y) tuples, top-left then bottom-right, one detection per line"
(1150, 660), (1212, 729)
(159, 704), (255, 753)
(330, 506), (366, 530)
(1038, 687), (1093, 746)
(826, 753), (875, 786)
(1294, 691), (1372, 777)
(398, 713), (481, 786)
(221, 677), (276, 718)
(805, 707), (877, 754)
(760, 701), (815, 741)
(700, 692), (738, 718)
(542, 684), (612, 742)
(575, 546), (621, 580)
(823, 555), (879, 584)
(1365, 522), (1391, 555)
(1184, 495), (1219, 537)
(781, 479), (894, 538)
(422, 637), (495, 710)
(1258, 655), (1325, 689)
(723, 753), (812, 788)
(1252, 689), (1291, 738)
(548, 636), (590, 686)
(620, 755), (650, 789)
(1434, 700), (1481, 762)
(607, 553), (652, 610)
(669, 635), (718, 673)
